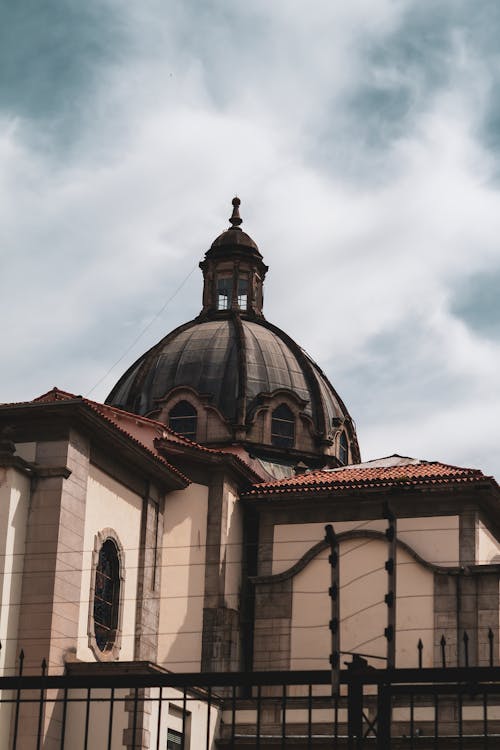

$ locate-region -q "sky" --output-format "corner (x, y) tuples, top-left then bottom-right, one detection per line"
(1, 0), (499, 478)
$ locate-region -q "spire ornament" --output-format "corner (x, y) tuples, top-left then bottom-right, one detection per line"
(229, 196), (242, 229)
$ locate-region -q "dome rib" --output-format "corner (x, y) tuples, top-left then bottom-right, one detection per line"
(232, 312), (247, 427)
(106, 314), (360, 462)
(257, 319), (328, 438)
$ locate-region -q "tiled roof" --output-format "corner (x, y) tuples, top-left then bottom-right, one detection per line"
(17, 388), (264, 482)
(26, 388), (189, 483)
(244, 456), (495, 496)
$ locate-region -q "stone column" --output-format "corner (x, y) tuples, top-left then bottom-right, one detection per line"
(201, 472), (240, 672)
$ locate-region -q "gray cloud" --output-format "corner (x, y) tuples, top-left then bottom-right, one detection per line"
(450, 270), (500, 339)
(2, 0), (500, 480)
(0, 1), (125, 153)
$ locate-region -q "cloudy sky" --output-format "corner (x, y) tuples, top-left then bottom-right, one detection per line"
(1, 0), (499, 477)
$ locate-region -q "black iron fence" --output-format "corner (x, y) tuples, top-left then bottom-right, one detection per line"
(2, 661), (500, 749)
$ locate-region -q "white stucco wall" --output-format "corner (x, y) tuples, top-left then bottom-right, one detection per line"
(0, 467), (30, 747)
(477, 520), (500, 563)
(158, 483), (208, 671)
(290, 537), (434, 670)
(224, 490), (242, 610)
(76, 464), (142, 662)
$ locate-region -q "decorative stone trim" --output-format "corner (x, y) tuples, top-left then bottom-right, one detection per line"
(251, 529), (470, 586)
(88, 528), (125, 661)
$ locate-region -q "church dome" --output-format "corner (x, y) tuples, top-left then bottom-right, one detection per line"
(106, 199), (360, 468)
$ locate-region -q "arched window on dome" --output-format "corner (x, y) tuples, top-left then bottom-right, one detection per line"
(271, 404), (295, 449)
(339, 431), (349, 465)
(94, 538), (121, 653)
(169, 400), (197, 440)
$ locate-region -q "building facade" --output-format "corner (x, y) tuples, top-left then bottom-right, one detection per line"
(1, 200), (499, 748)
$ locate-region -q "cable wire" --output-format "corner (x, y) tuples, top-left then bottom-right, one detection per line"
(85, 264), (197, 397)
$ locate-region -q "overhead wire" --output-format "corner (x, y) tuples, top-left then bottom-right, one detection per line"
(85, 264), (198, 398)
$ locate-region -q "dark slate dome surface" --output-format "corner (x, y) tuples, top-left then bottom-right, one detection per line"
(210, 227), (260, 253)
(107, 317), (346, 431)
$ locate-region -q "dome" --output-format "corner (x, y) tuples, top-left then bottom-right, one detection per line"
(210, 228), (260, 253)
(106, 199), (360, 467)
(108, 318), (347, 427)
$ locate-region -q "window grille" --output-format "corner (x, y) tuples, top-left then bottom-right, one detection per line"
(167, 729), (183, 748)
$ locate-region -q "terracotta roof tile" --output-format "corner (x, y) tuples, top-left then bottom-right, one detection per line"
(14, 388), (189, 483)
(5, 388), (264, 482)
(244, 458), (495, 496)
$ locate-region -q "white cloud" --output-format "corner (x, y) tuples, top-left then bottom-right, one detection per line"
(2, 0), (500, 479)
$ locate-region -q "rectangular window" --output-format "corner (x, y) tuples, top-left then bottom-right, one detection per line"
(237, 275), (249, 310)
(217, 276), (232, 310)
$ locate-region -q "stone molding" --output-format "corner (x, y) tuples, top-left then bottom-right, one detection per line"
(87, 527), (126, 662)
(251, 529), (463, 587)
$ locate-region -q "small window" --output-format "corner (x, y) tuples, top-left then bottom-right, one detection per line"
(169, 400), (197, 440)
(339, 431), (348, 465)
(94, 539), (120, 652)
(271, 404), (295, 448)
(217, 275), (232, 310)
(237, 274), (248, 310)
(167, 729), (183, 749)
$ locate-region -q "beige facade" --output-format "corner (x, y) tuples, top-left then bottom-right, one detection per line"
(158, 482), (208, 671)
(77, 464), (143, 663)
(0, 392), (500, 748)
(0, 465), (30, 749)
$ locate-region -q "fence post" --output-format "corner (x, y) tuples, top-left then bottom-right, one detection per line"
(347, 673), (363, 749)
(325, 524), (340, 695)
(383, 503), (397, 668)
(377, 683), (391, 750)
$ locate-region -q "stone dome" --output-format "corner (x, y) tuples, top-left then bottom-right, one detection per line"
(106, 199), (360, 467)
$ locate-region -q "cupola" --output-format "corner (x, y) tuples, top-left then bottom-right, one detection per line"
(199, 197), (268, 318)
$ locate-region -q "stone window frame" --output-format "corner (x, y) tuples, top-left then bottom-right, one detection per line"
(88, 528), (125, 661)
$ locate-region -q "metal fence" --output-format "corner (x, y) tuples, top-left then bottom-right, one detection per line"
(2, 660), (500, 749)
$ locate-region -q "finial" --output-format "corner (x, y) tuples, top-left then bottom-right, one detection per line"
(229, 196), (242, 228)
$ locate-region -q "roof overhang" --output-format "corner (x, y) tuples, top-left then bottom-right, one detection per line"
(0, 398), (188, 492)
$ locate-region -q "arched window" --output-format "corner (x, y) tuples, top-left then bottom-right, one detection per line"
(339, 431), (349, 465)
(94, 539), (120, 653)
(169, 400), (197, 440)
(271, 404), (295, 448)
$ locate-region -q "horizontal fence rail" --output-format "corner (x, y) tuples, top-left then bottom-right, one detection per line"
(3, 666), (500, 749)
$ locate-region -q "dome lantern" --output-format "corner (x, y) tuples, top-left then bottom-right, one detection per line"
(199, 197), (268, 319)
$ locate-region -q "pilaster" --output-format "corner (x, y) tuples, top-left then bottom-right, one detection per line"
(15, 430), (89, 748)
